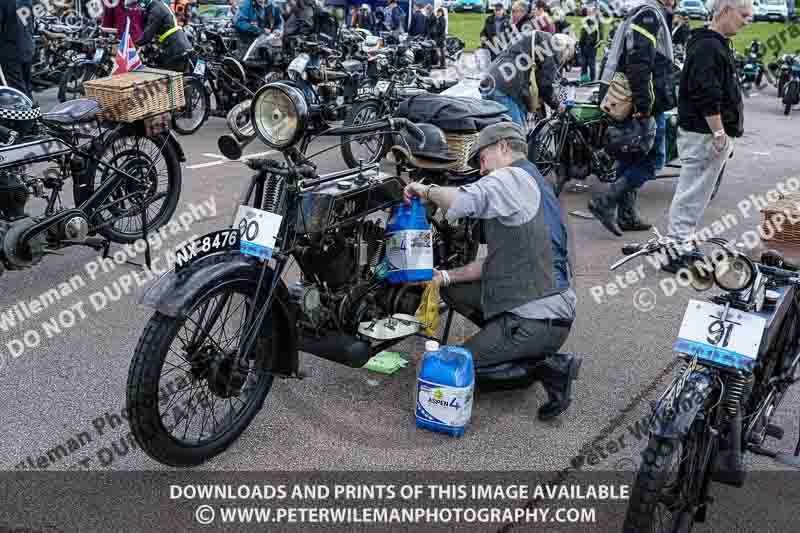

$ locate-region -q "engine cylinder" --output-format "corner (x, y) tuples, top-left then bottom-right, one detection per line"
(0, 171), (27, 218)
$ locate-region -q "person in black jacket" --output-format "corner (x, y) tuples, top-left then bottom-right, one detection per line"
(430, 7), (447, 68)
(588, 0), (676, 237)
(578, 8), (601, 81)
(662, 0), (750, 273)
(408, 2), (427, 37)
(135, 0), (193, 71)
(481, 3), (511, 60)
(0, 0), (35, 96)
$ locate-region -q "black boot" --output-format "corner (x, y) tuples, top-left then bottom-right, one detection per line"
(617, 190), (652, 231)
(537, 354), (582, 421)
(587, 179), (631, 237)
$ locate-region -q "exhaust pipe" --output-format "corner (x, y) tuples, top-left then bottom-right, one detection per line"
(297, 332), (372, 368)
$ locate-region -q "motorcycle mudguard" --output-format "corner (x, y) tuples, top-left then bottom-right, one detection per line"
(650, 370), (715, 440)
(166, 130), (187, 162)
(141, 253), (298, 376)
(116, 123), (186, 162)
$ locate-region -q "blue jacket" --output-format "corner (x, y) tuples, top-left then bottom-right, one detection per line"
(388, 5), (406, 32)
(235, 0), (283, 35)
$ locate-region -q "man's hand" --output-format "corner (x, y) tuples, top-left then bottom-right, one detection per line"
(403, 182), (429, 205)
(264, 28), (272, 33)
(711, 131), (729, 157)
(632, 111), (650, 120)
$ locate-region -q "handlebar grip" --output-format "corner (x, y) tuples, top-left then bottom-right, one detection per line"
(621, 243), (643, 256)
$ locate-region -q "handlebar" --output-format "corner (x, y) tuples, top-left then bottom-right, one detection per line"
(323, 118), (424, 143)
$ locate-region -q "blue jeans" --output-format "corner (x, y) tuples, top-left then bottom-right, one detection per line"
(617, 112), (667, 189)
(481, 88), (528, 130)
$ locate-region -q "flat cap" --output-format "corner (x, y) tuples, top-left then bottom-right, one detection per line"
(467, 121), (527, 168)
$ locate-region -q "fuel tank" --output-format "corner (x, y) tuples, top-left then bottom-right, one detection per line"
(295, 167), (404, 235)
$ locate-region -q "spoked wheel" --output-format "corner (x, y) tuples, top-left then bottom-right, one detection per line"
(172, 77), (211, 135)
(528, 118), (567, 196)
(623, 425), (709, 533)
(76, 134), (182, 243)
(127, 279), (275, 467)
(340, 99), (389, 169)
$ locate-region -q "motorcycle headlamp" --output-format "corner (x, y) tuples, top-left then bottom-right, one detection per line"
(713, 253), (755, 292)
(251, 83), (308, 150)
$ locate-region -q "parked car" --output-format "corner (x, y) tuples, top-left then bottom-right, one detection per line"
(680, 0), (709, 19)
(753, 0), (767, 21)
(455, 0), (484, 12)
(761, 0), (789, 21)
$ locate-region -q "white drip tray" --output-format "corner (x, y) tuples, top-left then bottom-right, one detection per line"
(358, 314), (422, 341)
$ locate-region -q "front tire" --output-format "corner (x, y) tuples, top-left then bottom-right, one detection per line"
(127, 279), (275, 467)
(623, 426), (708, 533)
(58, 63), (86, 103)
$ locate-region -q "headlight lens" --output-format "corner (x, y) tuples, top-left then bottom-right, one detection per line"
(251, 83), (308, 150)
(714, 254), (755, 291)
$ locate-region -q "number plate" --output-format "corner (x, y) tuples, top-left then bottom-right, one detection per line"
(234, 205), (283, 261)
(194, 58), (206, 76)
(673, 299), (766, 372)
(174, 230), (240, 271)
(93, 48), (104, 62)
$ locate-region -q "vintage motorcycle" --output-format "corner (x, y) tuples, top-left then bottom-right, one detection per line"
(780, 54), (800, 116)
(126, 82), (491, 466)
(736, 39), (767, 91)
(617, 233), (800, 531)
(0, 91), (184, 276)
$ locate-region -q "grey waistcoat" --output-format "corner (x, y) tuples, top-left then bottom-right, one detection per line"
(480, 190), (558, 320)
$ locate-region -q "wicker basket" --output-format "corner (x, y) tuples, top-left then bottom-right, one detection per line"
(760, 191), (800, 244)
(444, 132), (479, 174)
(84, 69), (185, 123)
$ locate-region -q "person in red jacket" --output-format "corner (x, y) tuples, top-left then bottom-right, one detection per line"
(101, 0), (144, 41)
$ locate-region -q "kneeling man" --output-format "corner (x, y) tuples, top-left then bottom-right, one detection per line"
(403, 123), (580, 420)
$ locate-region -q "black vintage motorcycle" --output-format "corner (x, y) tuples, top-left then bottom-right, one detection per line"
(617, 233), (800, 531)
(0, 91), (184, 275)
(126, 82), (491, 466)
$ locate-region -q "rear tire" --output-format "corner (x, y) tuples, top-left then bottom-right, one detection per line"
(75, 132), (182, 244)
(172, 77), (210, 135)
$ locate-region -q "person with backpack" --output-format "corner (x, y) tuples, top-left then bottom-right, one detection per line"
(587, 0), (676, 237)
(578, 7), (602, 81)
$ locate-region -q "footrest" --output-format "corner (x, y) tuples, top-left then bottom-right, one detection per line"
(475, 359), (540, 392)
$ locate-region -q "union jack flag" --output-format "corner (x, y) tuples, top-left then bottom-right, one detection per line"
(112, 18), (143, 75)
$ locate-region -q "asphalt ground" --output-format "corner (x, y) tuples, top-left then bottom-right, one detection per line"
(1, 74), (800, 531)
